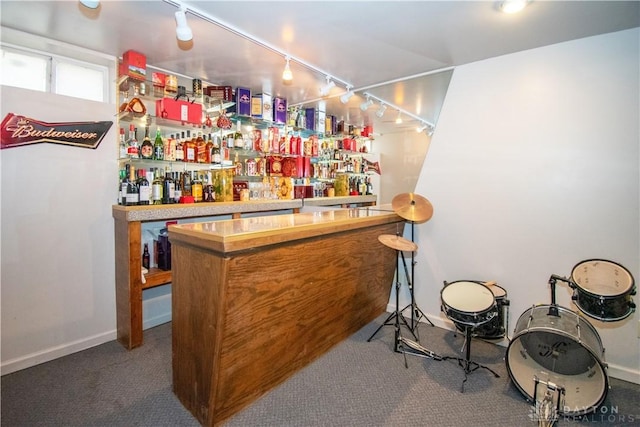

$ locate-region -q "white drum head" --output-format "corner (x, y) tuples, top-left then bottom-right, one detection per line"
(442, 281), (495, 313)
(572, 259), (634, 297)
(487, 283), (506, 298)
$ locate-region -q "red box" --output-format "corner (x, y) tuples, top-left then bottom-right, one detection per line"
(152, 72), (166, 88)
(121, 50), (146, 81)
(155, 98), (202, 125)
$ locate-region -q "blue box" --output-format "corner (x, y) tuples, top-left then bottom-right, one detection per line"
(304, 108), (316, 131)
(273, 97), (287, 124)
(235, 87), (251, 116)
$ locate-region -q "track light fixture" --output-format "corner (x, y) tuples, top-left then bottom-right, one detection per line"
(375, 103), (387, 118)
(360, 97), (373, 111)
(282, 56), (293, 84)
(175, 8), (193, 42)
(79, 0), (100, 8)
(416, 124), (428, 133)
(319, 77), (336, 96)
(395, 111), (403, 124)
(340, 88), (354, 104)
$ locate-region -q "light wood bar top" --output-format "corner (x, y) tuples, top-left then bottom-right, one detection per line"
(169, 207), (402, 254)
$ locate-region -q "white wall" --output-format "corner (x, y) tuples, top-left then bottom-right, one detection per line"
(409, 29), (639, 383)
(0, 86), (119, 373)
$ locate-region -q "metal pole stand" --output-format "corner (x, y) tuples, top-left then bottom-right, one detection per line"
(443, 326), (500, 392)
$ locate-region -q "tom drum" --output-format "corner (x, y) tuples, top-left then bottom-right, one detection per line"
(571, 259), (636, 322)
(474, 283), (510, 340)
(441, 281), (496, 328)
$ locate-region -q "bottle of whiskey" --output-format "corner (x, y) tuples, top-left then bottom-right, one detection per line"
(153, 128), (164, 161)
(142, 243), (150, 270)
(184, 130), (196, 163)
(139, 127), (153, 159)
(175, 132), (185, 162)
(212, 136), (221, 165)
(192, 172), (203, 202)
(205, 133), (214, 164)
(196, 131), (207, 163)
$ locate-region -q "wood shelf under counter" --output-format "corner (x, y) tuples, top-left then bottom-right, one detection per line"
(113, 199), (303, 350)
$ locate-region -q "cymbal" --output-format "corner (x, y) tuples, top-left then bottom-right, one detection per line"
(392, 193), (434, 223)
(378, 234), (418, 252)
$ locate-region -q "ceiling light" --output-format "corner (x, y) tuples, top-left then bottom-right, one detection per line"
(340, 90), (354, 104)
(175, 9), (193, 42)
(282, 56), (293, 83)
(416, 124), (428, 133)
(395, 111), (403, 124)
(360, 97), (373, 111)
(319, 77), (336, 96)
(375, 103), (387, 118)
(79, 0), (100, 8)
(500, 0), (528, 14)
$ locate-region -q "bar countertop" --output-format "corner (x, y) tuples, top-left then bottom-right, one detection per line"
(169, 206), (402, 254)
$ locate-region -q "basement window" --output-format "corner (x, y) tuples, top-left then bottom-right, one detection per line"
(1, 46), (108, 103)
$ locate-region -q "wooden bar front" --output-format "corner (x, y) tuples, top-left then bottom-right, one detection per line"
(169, 208), (403, 426)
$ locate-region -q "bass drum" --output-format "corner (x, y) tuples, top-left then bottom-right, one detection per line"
(506, 305), (608, 416)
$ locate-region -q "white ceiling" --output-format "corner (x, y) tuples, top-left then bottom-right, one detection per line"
(1, 1), (638, 133)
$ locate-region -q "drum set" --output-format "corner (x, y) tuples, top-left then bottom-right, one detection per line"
(368, 193), (637, 423)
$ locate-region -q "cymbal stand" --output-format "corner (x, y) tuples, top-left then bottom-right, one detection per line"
(367, 239), (441, 368)
(443, 325), (500, 392)
(400, 220), (434, 340)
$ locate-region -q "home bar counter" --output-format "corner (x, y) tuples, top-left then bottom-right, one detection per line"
(168, 207), (403, 426)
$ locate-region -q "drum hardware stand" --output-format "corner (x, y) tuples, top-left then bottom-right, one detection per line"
(368, 233), (441, 368)
(533, 376), (565, 427)
(442, 325), (500, 393)
(548, 274), (575, 317)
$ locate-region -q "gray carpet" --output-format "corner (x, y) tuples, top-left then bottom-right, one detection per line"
(2, 313), (639, 426)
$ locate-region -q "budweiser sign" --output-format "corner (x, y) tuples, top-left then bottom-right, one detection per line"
(1, 113), (113, 150)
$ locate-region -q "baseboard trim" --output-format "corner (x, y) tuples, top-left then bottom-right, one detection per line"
(384, 304), (640, 385)
(1, 330), (116, 376)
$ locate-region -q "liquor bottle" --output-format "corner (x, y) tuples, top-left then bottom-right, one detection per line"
(212, 136), (221, 165)
(184, 130), (196, 163)
(137, 168), (151, 205)
(139, 126), (153, 159)
(366, 176), (373, 195)
(192, 172), (203, 202)
(119, 127), (127, 159)
(205, 134), (214, 164)
(119, 166), (128, 205)
(181, 170), (192, 197)
(196, 131), (206, 163)
(125, 164), (139, 206)
(203, 171), (215, 202)
(173, 172), (182, 203)
(175, 132), (185, 162)
(166, 133), (177, 162)
(234, 152), (243, 176)
(162, 168), (175, 204)
(126, 124), (139, 158)
(142, 243), (150, 270)
(153, 128), (164, 161)
(151, 168), (164, 205)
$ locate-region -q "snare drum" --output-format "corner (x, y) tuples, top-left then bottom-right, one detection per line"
(441, 281), (496, 327)
(474, 283), (509, 340)
(571, 259), (636, 322)
(506, 304), (608, 416)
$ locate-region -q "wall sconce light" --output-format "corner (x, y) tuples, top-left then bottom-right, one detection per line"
(319, 77), (336, 96)
(375, 103), (387, 118)
(360, 97), (373, 111)
(282, 56), (293, 84)
(79, 0), (100, 8)
(175, 8), (193, 42)
(340, 89), (354, 104)
(395, 111), (403, 124)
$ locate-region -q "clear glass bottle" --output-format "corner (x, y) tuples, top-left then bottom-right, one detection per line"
(126, 124), (139, 159)
(192, 172), (203, 202)
(151, 168), (164, 205)
(119, 127), (127, 159)
(184, 130), (196, 163)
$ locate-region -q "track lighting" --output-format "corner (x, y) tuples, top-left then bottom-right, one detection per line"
(175, 8), (193, 42)
(416, 124), (428, 133)
(360, 97), (373, 111)
(500, 0), (528, 14)
(395, 111), (403, 124)
(79, 0), (100, 8)
(340, 89), (354, 104)
(282, 56), (293, 84)
(375, 103), (387, 118)
(319, 77), (336, 96)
